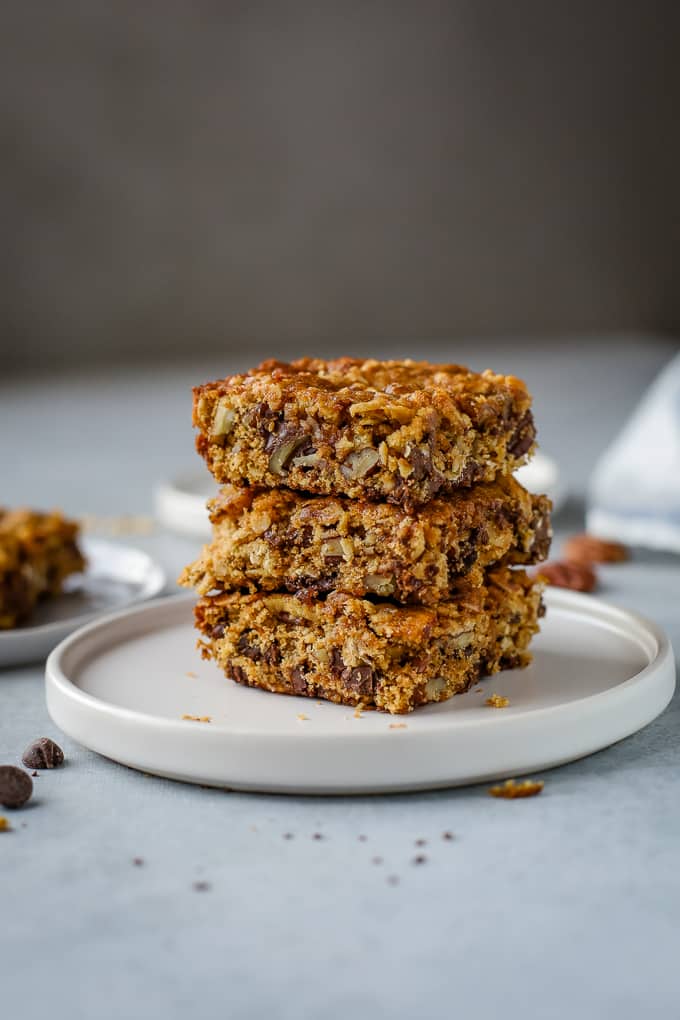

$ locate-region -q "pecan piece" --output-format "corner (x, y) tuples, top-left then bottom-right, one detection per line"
(562, 533), (628, 564)
(539, 560), (596, 592)
(340, 447), (380, 480)
(269, 435), (311, 475)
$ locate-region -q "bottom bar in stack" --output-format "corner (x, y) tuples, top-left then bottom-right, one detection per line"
(195, 567), (544, 714)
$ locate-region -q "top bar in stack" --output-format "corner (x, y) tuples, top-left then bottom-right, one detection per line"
(194, 357), (535, 507)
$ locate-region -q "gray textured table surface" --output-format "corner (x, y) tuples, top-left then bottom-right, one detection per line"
(1, 335), (679, 1020)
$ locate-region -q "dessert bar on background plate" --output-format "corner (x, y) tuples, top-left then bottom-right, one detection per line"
(0, 508), (86, 629)
(194, 357), (535, 507)
(0, 538), (165, 668)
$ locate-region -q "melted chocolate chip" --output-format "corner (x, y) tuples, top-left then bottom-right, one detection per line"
(330, 648), (345, 674)
(290, 667), (308, 694)
(228, 664), (248, 685)
(237, 634), (262, 661)
(407, 446), (432, 482)
(263, 643), (281, 665)
(507, 411), (535, 458)
(341, 665), (375, 696)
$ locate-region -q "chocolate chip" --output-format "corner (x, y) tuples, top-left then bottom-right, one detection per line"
(192, 881), (211, 892)
(237, 634), (262, 661)
(211, 623), (225, 639)
(407, 446), (432, 482)
(263, 643), (281, 666)
(290, 667), (308, 694)
(22, 737), (64, 771)
(507, 411), (535, 458)
(228, 664), (248, 684)
(330, 648), (346, 674)
(442, 831), (454, 841)
(0, 766), (33, 808)
(412, 854), (427, 865)
(414, 839), (427, 847)
(132, 857), (145, 867)
(299, 526), (313, 547)
(312, 833), (324, 841)
(341, 665), (375, 696)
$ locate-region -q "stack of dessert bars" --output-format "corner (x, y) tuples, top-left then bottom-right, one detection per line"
(181, 358), (551, 714)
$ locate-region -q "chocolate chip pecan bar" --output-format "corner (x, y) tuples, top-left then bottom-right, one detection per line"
(0, 509), (86, 628)
(194, 358), (535, 507)
(181, 476), (551, 604)
(195, 567), (544, 714)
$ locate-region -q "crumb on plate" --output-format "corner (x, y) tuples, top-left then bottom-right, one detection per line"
(485, 693), (510, 708)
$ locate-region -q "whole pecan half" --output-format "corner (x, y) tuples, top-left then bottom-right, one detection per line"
(538, 560), (597, 592)
(562, 533), (628, 564)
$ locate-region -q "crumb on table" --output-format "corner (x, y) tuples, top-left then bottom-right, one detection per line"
(489, 778), (544, 799)
(0, 816), (10, 832)
(181, 714), (212, 723)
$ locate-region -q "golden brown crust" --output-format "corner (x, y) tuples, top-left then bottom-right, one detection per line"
(193, 358), (535, 507)
(180, 476), (552, 604)
(0, 508), (86, 628)
(194, 567), (544, 714)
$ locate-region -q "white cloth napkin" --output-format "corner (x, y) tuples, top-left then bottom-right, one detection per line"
(587, 352), (680, 551)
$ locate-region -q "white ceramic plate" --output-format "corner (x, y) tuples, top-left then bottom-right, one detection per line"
(1, 539), (165, 668)
(45, 590), (675, 793)
(154, 472), (216, 539)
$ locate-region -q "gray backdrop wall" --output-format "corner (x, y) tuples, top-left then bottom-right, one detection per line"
(2, 1), (679, 369)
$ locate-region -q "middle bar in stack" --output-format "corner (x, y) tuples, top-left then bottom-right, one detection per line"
(182, 357), (550, 714)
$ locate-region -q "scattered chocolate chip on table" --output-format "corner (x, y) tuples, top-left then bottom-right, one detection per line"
(22, 737), (65, 770)
(0, 765), (33, 808)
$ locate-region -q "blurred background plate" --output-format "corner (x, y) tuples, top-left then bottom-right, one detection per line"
(156, 451), (565, 540)
(155, 472), (216, 540)
(0, 538), (165, 668)
(514, 451), (565, 514)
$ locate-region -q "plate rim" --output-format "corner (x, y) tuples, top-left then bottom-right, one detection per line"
(0, 537), (166, 648)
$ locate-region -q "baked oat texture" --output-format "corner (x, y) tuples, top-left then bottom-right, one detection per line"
(194, 567), (544, 714)
(0, 509), (86, 628)
(194, 357), (535, 507)
(181, 476), (552, 604)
